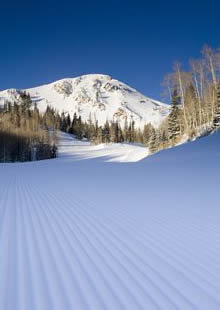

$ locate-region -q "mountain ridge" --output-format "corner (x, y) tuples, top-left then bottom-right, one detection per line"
(0, 74), (170, 129)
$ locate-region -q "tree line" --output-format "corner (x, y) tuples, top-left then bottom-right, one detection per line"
(59, 111), (156, 146)
(0, 92), (156, 162)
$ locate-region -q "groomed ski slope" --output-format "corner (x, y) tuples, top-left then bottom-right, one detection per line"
(58, 132), (149, 162)
(0, 132), (220, 310)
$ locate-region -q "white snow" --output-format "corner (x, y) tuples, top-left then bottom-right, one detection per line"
(0, 131), (220, 310)
(0, 74), (170, 128)
(58, 132), (149, 162)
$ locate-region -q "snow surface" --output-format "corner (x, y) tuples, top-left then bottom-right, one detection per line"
(0, 132), (220, 309)
(0, 74), (170, 128)
(58, 132), (149, 162)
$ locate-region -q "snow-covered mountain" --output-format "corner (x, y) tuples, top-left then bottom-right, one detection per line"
(0, 74), (170, 128)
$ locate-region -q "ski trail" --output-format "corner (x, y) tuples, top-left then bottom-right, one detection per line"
(29, 182), (197, 309)
(74, 194), (220, 276)
(25, 181), (156, 309)
(46, 190), (216, 309)
(77, 193), (220, 288)
(1, 132), (220, 310)
(27, 179), (220, 309)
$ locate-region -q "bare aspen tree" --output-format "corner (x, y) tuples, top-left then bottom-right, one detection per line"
(202, 45), (217, 88)
(190, 60), (201, 102)
(190, 59), (202, 126)
(211, 87), (216, 122)
(202, 46), (218, 124)
(174, 62), (185, 104)
(161, 73), (173, 101)
(216, 51), (220, 77)
(173, 62), (191, 131)
(199, 60), (205, 101)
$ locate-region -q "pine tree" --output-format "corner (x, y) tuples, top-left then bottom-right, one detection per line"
(160, 130), (168, 149)
(118, 124), (124, 143)
(103, 120), (110, 143)
(123, 118), (129, 142)
(127, 120), (135, 143)
(60, 112), (67, 131)
(96, 127), (103, 144)
(143, 123), (154, 146)
(129, 120), (135, 143)
(66, 114), (71, 132)
(168, 90), (181, 144)
(213, 82), (220, 130)
(149, 128), (159, 154)
(110, 121), (116, 143)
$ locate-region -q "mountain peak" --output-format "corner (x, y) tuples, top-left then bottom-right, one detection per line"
(0, 74), (170, 128)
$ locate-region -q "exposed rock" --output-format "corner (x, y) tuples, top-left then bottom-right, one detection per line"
(53, 80), (73, 96)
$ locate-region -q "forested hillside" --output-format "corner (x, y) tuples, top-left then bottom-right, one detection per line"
(0, 92), (57, 162)
(155, 45), (220, 153)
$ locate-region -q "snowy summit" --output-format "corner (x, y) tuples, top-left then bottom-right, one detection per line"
(0, 74), (170, 129)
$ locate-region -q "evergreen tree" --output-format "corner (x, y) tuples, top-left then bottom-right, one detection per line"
(160, 130), (168, 148)
(118, 124), (124, 143)
(123, 118), (129, 142)
(127, 120), (135, 143)
(66, 114), (71, 132)
(168, 90), (181, 144)
(149, 128), (159, 154)
(143, 123), (154, 146)
(213, 82), (220, 129)
(103, 120), (110, 143)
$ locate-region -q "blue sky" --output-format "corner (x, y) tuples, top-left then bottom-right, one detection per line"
(1, 0), (220, 101)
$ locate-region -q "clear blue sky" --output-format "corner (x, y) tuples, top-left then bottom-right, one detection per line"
(1, 0), (219, 101)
